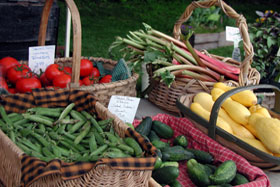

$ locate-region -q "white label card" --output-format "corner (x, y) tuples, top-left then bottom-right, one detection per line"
(28, 45), (55, 74)
(226, 26), (242, 42)
(108, 95), (140, 124)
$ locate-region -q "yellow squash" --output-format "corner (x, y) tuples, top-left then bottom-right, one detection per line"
(211, 87), (232, 102)
(249, 113), (280, 154)
(236, 135), (273, 155)
(213, 82), (257, 107)
(190, 102), (233, 134)
(218, 109), (255, 138)
(249, 104), (271, 118)
(221, 99), (251, 126)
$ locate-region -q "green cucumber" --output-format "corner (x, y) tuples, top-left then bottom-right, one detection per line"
(135, 116), (152, 136)
(187, 158), (210, 187)
(154, 156), (162, 169)
(124, 137), (143, 157)
(230, 173), (249, 185)
(208, 184), (233, 187)
(160, 161), (179, 168)
(152, 166), (179, 185)
(186, 148), (214, 164)
(162, 146), (194, 162)
(152, 140), (169, 151)
(170, 179), (182, 187)
(148, 130), (160, 142)
(173, 135), (188, 147)
(152, 120), (174, 139)
(209, 160), (237, 185)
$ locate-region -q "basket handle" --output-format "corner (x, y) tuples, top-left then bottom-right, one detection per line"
(173, 0), (254, 86)
(209, 84), (280, 139)
(38, 0), (81, 86)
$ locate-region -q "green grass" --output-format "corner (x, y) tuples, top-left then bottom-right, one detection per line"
(56, 0), (279, 59)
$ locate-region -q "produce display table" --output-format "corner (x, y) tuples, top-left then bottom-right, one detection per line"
(136, 98), (280, 186)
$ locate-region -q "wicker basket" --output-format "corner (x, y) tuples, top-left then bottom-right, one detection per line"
(148, 0), (260, 113)
(29, 0), (139, 107)
(0, 89), (156, 187)
(176, 84), (280, 171)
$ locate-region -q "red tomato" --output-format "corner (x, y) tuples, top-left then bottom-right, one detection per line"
(53, 74), (71, 88)
(0, 57), (19, 76)
(80, 59), (93, 77)
(39, 72), (52, 86)
(63, 67), (72, 75)
(45, 64), (64, 81)
(16, 77), (42, 93)
(7, 87), (17, 94)
(0, 77), (8, 90)
(6, 64), (32, 84)
(99, 75), (112, 83)
(91, 67), (100, 78)
(82, 76), (98, 86)
(79, 79), (83, 86)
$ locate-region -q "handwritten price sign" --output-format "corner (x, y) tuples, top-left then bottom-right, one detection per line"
(108, 95), (140, 124)
(28, 45), (55, 74)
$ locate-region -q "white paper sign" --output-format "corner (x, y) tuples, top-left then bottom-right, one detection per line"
(28, 45), (55, 74)
(226, 26), (242, 42)
(108, 95), (140, 124)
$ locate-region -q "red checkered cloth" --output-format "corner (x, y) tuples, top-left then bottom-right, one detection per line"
(133, 114), (271, 187)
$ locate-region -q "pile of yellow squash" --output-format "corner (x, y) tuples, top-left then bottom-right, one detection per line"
(190, 82), (280, 157)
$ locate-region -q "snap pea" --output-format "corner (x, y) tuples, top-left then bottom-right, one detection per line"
(14, 119), (30, 127)
(30, 132), (49, 147)
(55, 146), (70, 157)
(7, 112), (19, 118)
(0, 119), (5, 126)
(42, 147), (55, 157)
(58, 103), (75, 121)
(90, 144), (108, 157)
(19, 138), (42, 153)
(63, 137), (86, 152)
(98, 118), (113, 127)
(104, 151), (131, 158)
(27, 107), (64, 113)
(16, 142), (32, 155)
(23, 114), (53, 127)
(81, 111), (103, 135)
(57, 124), (66, 134)
(104, 132), (121, 144)
(10, 114), (24, 122)
(59, 140), (80, 153)
(117, 144), (134, 155)
(69, 120), (86, 134)
(38, 124), (46, 133)
(0, 105), (13, 127)
(93, 129), (104, 146)
(63, 131), (76, 141)
(9, 131), (16, 142)
(48, 131), (62, 141)
(74, 121), (91, 145)
(35, 110), (61, 118)
(89, 134), (97, 152)
(124, 137), (143, 157)
(70, 110), (86, 122)
(52, 145), (62, 158)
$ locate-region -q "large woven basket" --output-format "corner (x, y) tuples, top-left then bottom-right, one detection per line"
(0, 89), (156, 187)
(148, 0), (260, 113)
(28, 0), (139, 107)
(176, 84), (280, 171)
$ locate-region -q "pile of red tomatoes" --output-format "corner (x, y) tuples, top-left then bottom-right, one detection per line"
(0, 56), (112, 93)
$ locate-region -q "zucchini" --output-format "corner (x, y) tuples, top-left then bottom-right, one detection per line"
(187, 159), (210, 187)
(230, 173), (249, 185)
(152, 120), (174, 139)
(209, 160), (237, 185)
(135, 116), (152, 136)
(173, 135), (188, 147)
(162, 146), (194, 162)
(186, 148), (214, 164)
(152, 166), (179, 185)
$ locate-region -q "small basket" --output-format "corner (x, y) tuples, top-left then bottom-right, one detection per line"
(134, 114), (270, 186)
(0, 89), (156, 187)
(148, 0), (260, 113)
(26, 0), (139, 107)
(176, 84), (280, 171)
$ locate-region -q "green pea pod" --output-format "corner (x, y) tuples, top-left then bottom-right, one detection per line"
(30, 132), (49, 147)
(90, 144), (108, 157)
(69, 120), (86, 134)
(58, 103), (75, 121)
(70, 110), (86, 122)
(23, 114), (53, 127)
(89, 134), (97, 152)
(81, 111), (103, 135)
(74, 121), (91, 145)
(0, 105), (13, 127)
(117, 143), (134, 155)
